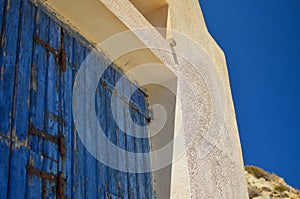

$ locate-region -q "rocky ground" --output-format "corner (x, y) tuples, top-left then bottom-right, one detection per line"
(245, 166), (300, 199)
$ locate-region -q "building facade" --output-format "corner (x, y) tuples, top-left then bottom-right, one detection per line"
(0, 0), (248, 198)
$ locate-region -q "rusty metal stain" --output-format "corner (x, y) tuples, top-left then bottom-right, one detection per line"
(101, 81), (107, 88)
(42, 179), (47, 198)
(0, 65), (5, 81)
(28, 125), (66, 160)
(59, 28), (66, 72)
(106, 192), (122, 199)
(33, 33), (66, 72)
(26, 165), (66, 198)
(46, 112), (66, 126)
(40, 152), (59, 163)
(26, 165), (57, 183)
(58, 135), (66, 160)
(57, 172), (65, 199)
(28, 125), (58, 144)
(34, 35), (57, 55)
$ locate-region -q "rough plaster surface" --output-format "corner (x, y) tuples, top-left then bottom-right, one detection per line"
(38, 0), (249, 198)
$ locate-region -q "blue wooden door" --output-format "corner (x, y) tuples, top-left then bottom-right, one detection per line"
(0, 0), (153, 198)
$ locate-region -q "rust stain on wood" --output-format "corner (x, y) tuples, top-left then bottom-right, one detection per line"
(26, 165), (57, 183)
(28, 125), (58, 144)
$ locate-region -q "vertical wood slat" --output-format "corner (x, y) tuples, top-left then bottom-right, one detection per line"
(42, 13), (61, 199)
(84, 49), (98, 199)
(139, 89), (153, 199)
(96, 75), (108, 199)
(26, 151), (43, 199)
(43, 15), (60, 161)
(73, 39), (86, 199)
(70, 36), (78, 199)
(112, 68), (122, 198)
(126, 81), (138, 199)
(26, 9), (46, 198)
(0, 0), (22, 198)
(142, 111), (153, 198)
(27, 9), (48, 199)
(116, 70), (129, 199)
(105, 67), (119, 197)
(28, 9), (47, 156)
(7, 0), (35, 198)
(60, 31), (73, 199)
(132, 88), (147, 199)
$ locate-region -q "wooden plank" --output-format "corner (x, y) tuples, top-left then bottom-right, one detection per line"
(0, 0), (21, 139)
(111, 69), (122, 198)
(83, 48), (98, 199)
(27, 9), (48, 198)
(0, 0), (21, 197)
(73, 39), (86, 199)
(125, 81), (138, 199)
(84, 127), (98, 199)
(131, 87), (147, 199)
(59, 30), (73, 199)
(141, 113), (152, 199)
(28, 9), (47, 155)
(11, 0), (35, 142)
(96, 76), (108, 199)
(42, 157), (58, 198)
(7, 1), (36, 198)
(26, 151), (58, 198)
(140, 99), (153, 199)
(8, 146), (27, 199)
(43, 14), (61, 198)
(26, 151), (43, 199)
(70, 36), (77, 199)
(111, 66), (124, 197)
(116, 70), (129, 199)
(105, 70), (119, 197)
(138, 88), (153, 198)
(43, 13), (60, 162)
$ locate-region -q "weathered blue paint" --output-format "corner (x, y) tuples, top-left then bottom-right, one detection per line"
(0, 138), (10, 199)
(0, 0), (22, 198)
(96, 79), (109, 199)
(73, 41), (87, 199)
(0, 0), (153, 198)
(60, 30), (74, 199)
(7, 0), (35, 198)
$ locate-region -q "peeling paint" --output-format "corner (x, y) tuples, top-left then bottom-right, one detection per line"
(31, 63), (37, 91)
(0, 65), (5, 81)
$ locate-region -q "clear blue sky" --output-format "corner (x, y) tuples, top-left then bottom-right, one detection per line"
(199, 0), (300, 189)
